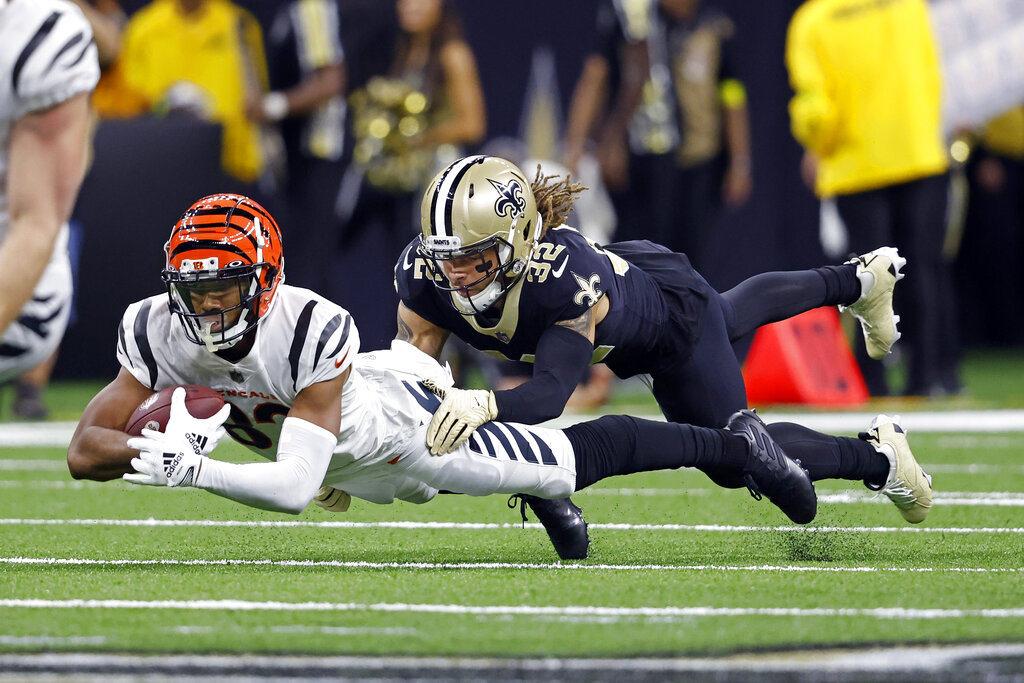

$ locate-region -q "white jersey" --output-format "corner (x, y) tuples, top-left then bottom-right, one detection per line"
(0, 0), (99, 381)
(0, 0), (99, 241)
(117, 285), (577, 506)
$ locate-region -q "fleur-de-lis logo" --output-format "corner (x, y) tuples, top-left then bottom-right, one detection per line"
(488, 178), (526, 218)
(572, 272), (602, 307)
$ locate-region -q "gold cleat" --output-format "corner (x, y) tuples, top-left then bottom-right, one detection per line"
(863, 415), (933, 524)
(842, 246), (906, 359)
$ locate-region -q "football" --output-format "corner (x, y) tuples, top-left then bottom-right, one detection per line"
(125, 385), (225, 436)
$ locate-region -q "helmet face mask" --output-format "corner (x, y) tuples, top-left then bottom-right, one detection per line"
(418, 155), (541, 316)
(163, 194), (283, 351)
(419, 231), (524, 315)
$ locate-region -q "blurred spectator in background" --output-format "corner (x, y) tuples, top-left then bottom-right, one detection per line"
(786, 0), (958, 397)
(73, 0), (143, 120)
(331, 0), (485, 351)
(12, 0), (125, 420)
(957, 105), (1024, 346)
(0, 1), (99, 407)
(249, 0), (346, 293)
(564, 0), (751, 268)
(116, 0), (270, 184)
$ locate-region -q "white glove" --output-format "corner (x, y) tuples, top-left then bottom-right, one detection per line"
(162, 387), (232, 456)
(313, 485), (351, 512)
(422, 378), (497, 455)
(123, 428), (206, 487)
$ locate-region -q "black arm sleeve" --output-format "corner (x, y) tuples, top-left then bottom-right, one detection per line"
(492, 325), (595, 424)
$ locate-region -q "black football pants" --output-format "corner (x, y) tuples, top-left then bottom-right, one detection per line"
(649, 269), (886, 488)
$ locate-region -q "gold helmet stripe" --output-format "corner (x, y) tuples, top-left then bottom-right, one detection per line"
(429, 155), (486, 239)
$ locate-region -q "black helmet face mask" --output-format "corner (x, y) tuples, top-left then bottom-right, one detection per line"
(164, 264), (263, 351)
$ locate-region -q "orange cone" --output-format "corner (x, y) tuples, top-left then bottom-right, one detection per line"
(742, 307), (869, 406)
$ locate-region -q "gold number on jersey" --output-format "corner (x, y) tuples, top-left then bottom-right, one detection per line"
(413, 258), (443, 282)
(526, 243), (567, 283)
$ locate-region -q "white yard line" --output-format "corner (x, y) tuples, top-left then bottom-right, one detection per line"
(3, 411), (1024, 450)
(0, 635), (107, 646)
(166, 625), (417, 636)
(0, 459), (68, 471)
(0, 480), (105, 489)
(576, 488), (1024, 506)
(1, 598), (1023, 619)
(2, 517), (1022, 533)
(0, 556), (1018, 574)
(0, 422), (78, 448)
(816, 491), (1024, 506)
(921, 463), (1024, 473)
(546, 410), (1024, 433)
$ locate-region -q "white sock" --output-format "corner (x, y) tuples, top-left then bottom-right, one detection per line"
(856, 268), (875, 302)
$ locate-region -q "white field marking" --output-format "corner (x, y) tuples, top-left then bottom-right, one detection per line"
(3, 517), (1024, 534)
(0, 480), (105, 489)
(544, 410), (1024, 433)
(0, 459), (67, 471)
(0, 422), (78, 447)
(4, 411), (1024, 450)
(580, 488), (1024, 507)
(0, 635), (106, 646)
(817, 490), (1024, 507)
(935, 435), (1024, 449)
(5, 645), (1024, 675)
(3, 599), (1024, 620)
(6, 460), (1024, 477)
(923, 463), (1024, 474)
(579, 487), (711, 497)
(167, 624), (417, 636)
(2, 557), (1019, 574)
(1, 462), (1021, 487)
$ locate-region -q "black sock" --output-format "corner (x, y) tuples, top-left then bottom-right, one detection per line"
(565, 415), (748, 490)
(812, 263), (861, 307)
(766, 422), (889, 484)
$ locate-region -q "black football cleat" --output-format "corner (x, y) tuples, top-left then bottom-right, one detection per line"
(725, 409), (817, 524)
(509, 494), (590, 560)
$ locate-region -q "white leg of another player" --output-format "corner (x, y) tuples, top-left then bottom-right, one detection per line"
(393, 423), (577, 499)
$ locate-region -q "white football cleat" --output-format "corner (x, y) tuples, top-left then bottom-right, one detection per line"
(863, 415), (933, 524)
(841, 246), (906, 360)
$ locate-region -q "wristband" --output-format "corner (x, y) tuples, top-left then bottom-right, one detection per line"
(262, 92), (289, 121)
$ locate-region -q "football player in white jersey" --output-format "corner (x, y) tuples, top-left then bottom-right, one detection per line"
(0, 0), (100, 382)
(68, 194), (817, 559)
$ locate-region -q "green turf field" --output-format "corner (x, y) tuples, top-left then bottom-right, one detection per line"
(1, 351), (1023, 660)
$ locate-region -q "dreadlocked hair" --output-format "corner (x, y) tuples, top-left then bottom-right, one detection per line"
(529, 165), (588, 236)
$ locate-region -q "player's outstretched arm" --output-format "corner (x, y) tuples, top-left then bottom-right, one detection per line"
(125, 371), (348, 514)
(489, 310), (597, 426)
(0, 93), (91, 335)
(68, 368), (158, 481)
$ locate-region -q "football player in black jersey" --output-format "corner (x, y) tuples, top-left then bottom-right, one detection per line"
(385, 155), (933, 556)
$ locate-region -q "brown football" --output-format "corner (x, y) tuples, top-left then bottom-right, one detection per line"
(125, 385), (225, 436)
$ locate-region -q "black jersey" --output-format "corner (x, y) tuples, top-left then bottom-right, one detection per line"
(395, 226), (712, 378)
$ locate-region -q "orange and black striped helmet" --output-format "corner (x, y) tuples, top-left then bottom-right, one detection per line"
(162, 194), (284, 350)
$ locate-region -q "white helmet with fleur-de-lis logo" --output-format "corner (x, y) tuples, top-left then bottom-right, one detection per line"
(418, 155), (542, 315)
